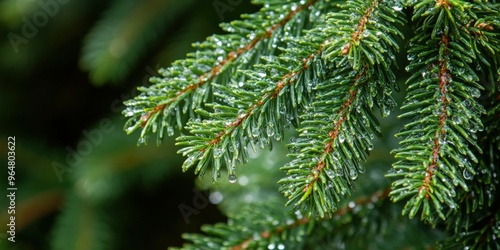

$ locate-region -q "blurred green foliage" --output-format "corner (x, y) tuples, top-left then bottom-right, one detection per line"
(0, 0), (257, 249)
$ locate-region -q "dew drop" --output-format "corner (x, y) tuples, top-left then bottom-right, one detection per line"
(326, 169), (336, 179)
(338, 133), (346, 143)
(252, 127), (260, 137)
(214, 148), (222, 158)
(274, 132), (282, 141)
(266, 126), (275, 137)
(358, 165), (366, 174)
(349, 169), (358, 180)
(125, 127), (135, 134)
(228, 174), (237, 183)
(393, 5), (403, 12)
(463, 169), (473, 180)
(137, 137), (146, 145)
(167, 126), (174, 136)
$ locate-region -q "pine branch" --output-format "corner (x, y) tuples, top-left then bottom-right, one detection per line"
(439, 92), (500, 248)
(172, 188), (391, 250)
(123, 0), (328, 145)
(280, 0), (405, 218)
(175, 29), (331, 181)
(387, 0), (498, 223)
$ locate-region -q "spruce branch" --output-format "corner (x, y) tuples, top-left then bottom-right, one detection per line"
(173, 188), (391, 250)
(118, 0), (500, 247)
(388, 0), (496, 223)
(175, 28), (332, 181)
(440, 93), (500, 249)
(280, 0), (405, 218)
(123, 0), (328, 145)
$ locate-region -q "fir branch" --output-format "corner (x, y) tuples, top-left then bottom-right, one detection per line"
(280, 0), (404, 218)
(174, 188), (391, 250)
(388, 0), (491, 223)
(123, 0), (324, 145)
(440, 93), (500, 248)
(175, 31), (332, 181)
(420, 34), (452, 200)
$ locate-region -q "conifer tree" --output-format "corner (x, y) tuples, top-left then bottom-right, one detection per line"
(123, 0), (499, 248)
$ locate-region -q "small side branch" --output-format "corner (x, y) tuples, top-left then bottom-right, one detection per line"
(140, 0), (318, 127)
(342, 0), (380, 55)
(303, 69), (366, 193)
(419, 35), (451, 199)
(231, 188), (390, 250)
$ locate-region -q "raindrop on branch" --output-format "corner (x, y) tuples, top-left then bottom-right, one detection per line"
(228, 174), (237, 183)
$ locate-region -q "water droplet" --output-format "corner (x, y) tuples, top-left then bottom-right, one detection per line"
(266, 126), (275, 137)
(252, 127), (260, 137)
(358, 165), (365, 174)
(349, 168), (358, 180)
(326, 169), (336, 179)
(463, 169), (473, 180)
(238, 109), (245, 118)
(279, 106), (286, 115)
(338, 133), (346, 143)
(125, 127), (135, 134)
(393, 5), (403, 11)
(167, 126), (174, 136)
(214, 148), (222, 158)
(228, 174), (237, 183)
(137, 137), (146, 145)
(274, 132), (282, 141)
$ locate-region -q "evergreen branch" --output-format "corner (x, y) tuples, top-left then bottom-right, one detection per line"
(388, 0), (490, 223)
(440, 93), (500, 248)
(467, 2), (500, 92)
(280, 0), (404, 218)
(123, 0), (324, 144)
(175, 31), (332, 181)
(340, 0), (379, 56)
(174, 188), (391, 250)
(420, 34), (452, 200)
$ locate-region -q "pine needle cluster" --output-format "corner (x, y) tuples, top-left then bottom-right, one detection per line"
(123, 0), (499, 248)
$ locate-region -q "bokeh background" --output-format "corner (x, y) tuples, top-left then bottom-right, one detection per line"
(0, 1), (260, 249)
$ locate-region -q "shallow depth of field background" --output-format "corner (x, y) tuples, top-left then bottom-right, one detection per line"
(0, 1), (260, 249)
